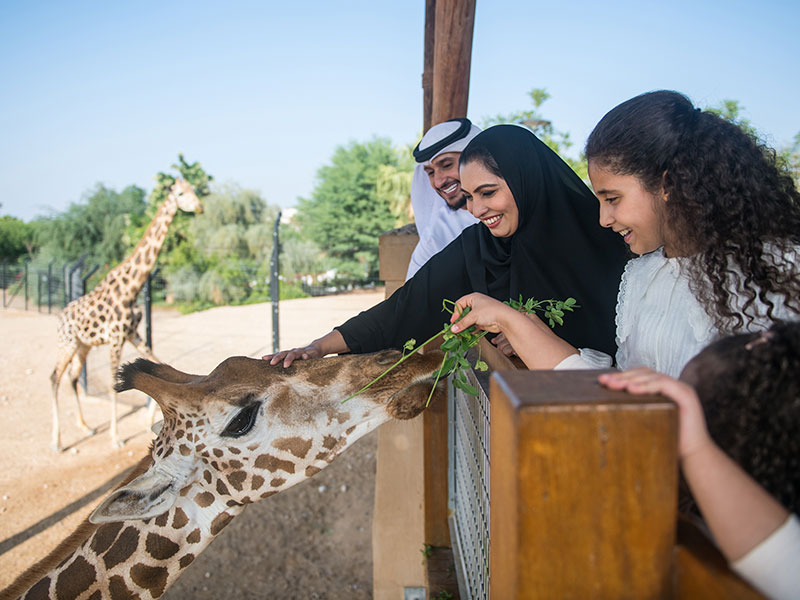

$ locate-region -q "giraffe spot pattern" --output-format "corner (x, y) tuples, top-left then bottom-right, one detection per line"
(322, 435), (337, 450)
(228, 446), (241, 454)
(146, 532), (180, 560)
(227, 470), (246, 491)
(213, 448), (224, 458)
(103, 526), (140, 570)
(216, 479), (229, 496)
(229, 459), (243, 469)
(179, 444), (190, 456)
(272, 436), (313, 459)
(251, 475), (265, 490)
(90, 521), (124, 555)
(88, 591), (102, 600)
(55, 555), (96, 599)
(109, 575), (137, 600)
(23, 576), (51, 600)
(203, 470), (212, 484)
(306, 466), (322, 477)
(195, 492), (215, 508)
(254, 454), (295, 474)
(130, 563), (169, 598)
(210, 512), (233, 535)
(270, 477), (286, 487)
(186, 528), (201, 544)
(154, 512), (169, 527)
(179, 553), (196, 569)
(172, 507), (189, 529)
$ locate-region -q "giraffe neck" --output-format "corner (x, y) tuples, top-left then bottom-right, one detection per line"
(5, 479), (245, 600)
(103, 196), (179, 302)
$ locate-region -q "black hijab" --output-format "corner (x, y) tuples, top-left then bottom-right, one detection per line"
(337, 125), (629, 357)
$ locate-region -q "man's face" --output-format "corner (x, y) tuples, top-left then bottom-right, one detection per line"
(423, 152), (466, 210)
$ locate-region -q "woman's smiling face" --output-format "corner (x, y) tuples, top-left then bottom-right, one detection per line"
(460, 160), (519, 238)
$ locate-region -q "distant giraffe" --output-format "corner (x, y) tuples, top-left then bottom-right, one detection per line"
(50, 179), (203, 451)
(3, 350), (443, 599)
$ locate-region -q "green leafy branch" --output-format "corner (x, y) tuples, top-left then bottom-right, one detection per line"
(504, 294), (579, 327)
(343, 296), (578, 405)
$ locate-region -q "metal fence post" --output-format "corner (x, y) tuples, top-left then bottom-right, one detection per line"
(23, 258), (31, 311)
(47, 259), (55, 313)
(270, 211), (282, 352)
(78, 264), (99, 393)
(1, 258), (7, 307)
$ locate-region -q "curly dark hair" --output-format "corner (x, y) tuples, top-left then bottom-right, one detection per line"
(586, 90), (800, 333)
(680, 321), (800, 514)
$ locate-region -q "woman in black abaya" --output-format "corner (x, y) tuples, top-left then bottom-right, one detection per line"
(264, 125), (629, 367)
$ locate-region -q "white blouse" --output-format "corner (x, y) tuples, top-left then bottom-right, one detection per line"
(557, 247), (799, 377)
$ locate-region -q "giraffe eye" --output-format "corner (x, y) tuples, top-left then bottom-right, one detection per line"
(222, 402), (261, 438)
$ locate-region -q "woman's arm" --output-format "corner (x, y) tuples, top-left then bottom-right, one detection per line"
(262, 330), (349, 368)
(598, 368), (790, 562)
(450, 293), (579, 369)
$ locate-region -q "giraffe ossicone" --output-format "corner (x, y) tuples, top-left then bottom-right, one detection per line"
(5, 349), (444, 599)
(50, 178), (203, 452)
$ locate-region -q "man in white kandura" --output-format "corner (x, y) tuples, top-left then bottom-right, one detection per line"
(406, 117), (481, 280)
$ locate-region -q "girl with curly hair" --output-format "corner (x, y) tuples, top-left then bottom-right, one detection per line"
(599, 321), (800, 600)
(451, 90), (800, 376)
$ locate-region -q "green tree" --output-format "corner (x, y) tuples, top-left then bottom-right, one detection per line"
(296, 138), (403, 279)
(163, 183), (280, 306)
(35, 184), (148, 266)
(0, 216), (35, 260)
(481, 88), (587, 179)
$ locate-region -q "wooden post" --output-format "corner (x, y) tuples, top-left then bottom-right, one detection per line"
(430, 0), (476, 125)
(490, 370), (679, 599)
(422, 0), (436, 133)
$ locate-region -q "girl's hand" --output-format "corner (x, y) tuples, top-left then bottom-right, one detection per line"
(450, 293), (517, 334)
(491, 333), (517, 357)
(598, 368), (712, 460)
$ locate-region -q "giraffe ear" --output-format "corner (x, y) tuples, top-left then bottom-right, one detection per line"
(89, 466), (179, 523)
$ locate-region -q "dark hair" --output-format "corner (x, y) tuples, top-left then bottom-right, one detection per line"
(459, 143), (503, 179)
(680, 321), (800, 514)
(586, 90), (800, 333)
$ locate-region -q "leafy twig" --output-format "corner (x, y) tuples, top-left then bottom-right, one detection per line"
(343, 296), (578, 405)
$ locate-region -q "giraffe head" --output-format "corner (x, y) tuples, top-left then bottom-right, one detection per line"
(89, 350), (443, 523)
(169, 178), (204, 214)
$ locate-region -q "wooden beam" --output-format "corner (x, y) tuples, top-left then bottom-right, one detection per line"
(431, 0), (476, 125)
(422, 0), (436, 133)
(490, 370), (679, 599)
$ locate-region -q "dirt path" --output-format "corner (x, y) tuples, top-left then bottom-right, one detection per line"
(0, 290), (384, 598)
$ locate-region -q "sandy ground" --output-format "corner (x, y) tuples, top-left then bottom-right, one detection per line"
(0, 290), (385, 598)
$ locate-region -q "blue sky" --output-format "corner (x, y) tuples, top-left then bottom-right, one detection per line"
(1, 0), (798, 222)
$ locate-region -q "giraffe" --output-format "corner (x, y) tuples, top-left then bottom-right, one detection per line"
(50, 179), (203, 451)
(3, 349), (444, 600)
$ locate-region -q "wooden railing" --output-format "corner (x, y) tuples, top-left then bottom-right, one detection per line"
(375, 227), (763, 599)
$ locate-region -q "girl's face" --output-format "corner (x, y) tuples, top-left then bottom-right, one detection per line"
(588, 162), (669, 256)
(460, 160), (519, 238)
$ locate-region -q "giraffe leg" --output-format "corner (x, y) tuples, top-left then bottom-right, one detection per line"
(51, 345), (77, 452)
(67, 345), (96, 435)
(109, 343), (124, 448)
(126, 330), (160, 362)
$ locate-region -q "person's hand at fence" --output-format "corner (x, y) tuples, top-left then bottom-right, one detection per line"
(598, 367), (793, 571)
(262, 330), (350, 368)
(450, 293), (578, 369)
(490, 332), (516, 357)
(597, 368), (710, 459)
(449, 293), (517, 335)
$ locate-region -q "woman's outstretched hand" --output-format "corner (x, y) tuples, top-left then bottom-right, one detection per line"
(262, 344), (323, 368)
(597, 368), (711, 460)
(449, 293), (517, 334)
(261, 330), (349, 368)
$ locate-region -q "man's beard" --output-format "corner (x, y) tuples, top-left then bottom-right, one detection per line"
(445, 193), (467, 211)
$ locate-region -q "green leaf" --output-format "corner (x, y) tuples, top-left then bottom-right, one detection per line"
(475, 360), (488, 371)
